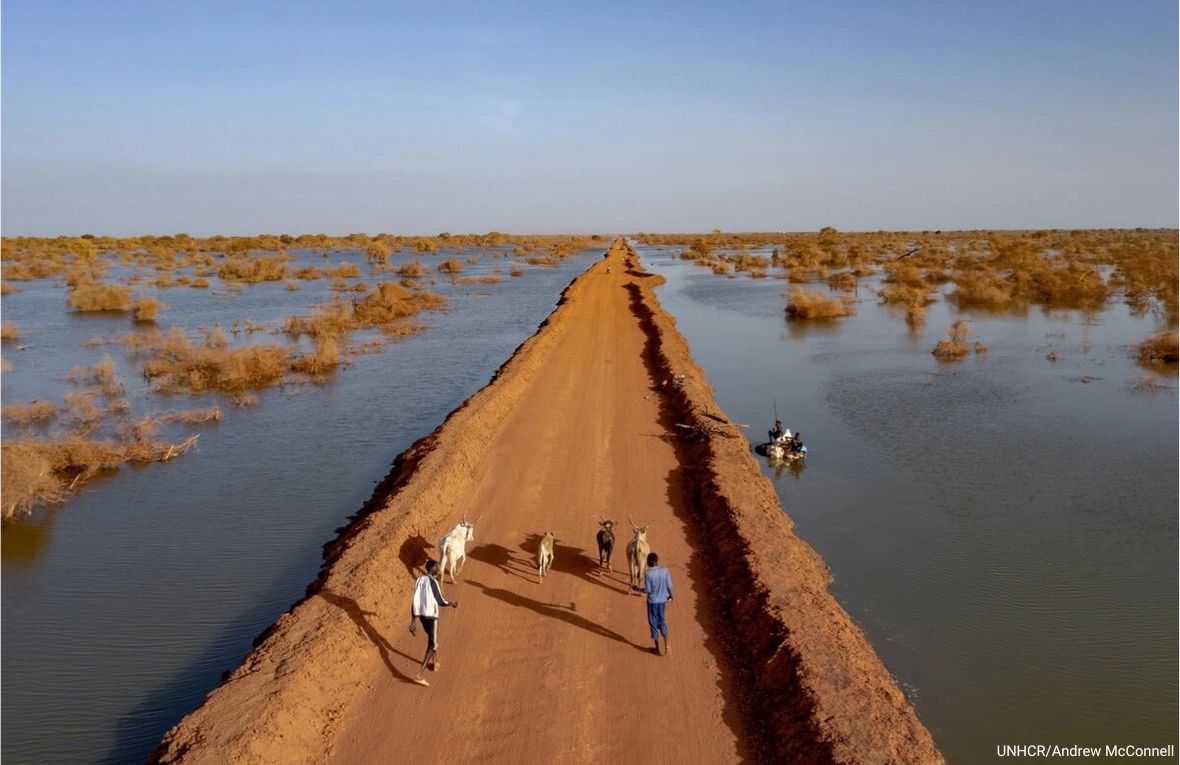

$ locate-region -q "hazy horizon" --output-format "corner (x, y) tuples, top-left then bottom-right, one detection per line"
(3, 1), (1177, 236)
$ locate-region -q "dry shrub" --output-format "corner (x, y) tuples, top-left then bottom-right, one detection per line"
(932, 320), (972, 360)
(878, 283), (935, 306)
(64, 355), (125, 395)
(218, 254), (287, 282)
(2, 400), (57, 425)
(67, 283), (132, 312)
(951, 270), (1014, 309)
(1, 434), (198, 518)
(294, 267), (322, 280)
(329, 277), (350, 291)
(290, 336), (341, 376)
(232, 392), (259, 407)
(438, 259), (465, 274)
(1, 321), (20, 341)
(399, 261), (425, 277)
(1136, 330), (1178, 366)
(731, 253), (770, 273)
(2, 443), (66, 518)
(828, 271), (857, 291)
(785, 288), (854, 320)
(711, 262), (732, 275)
(749, 270), (768, 279)
(354, 283), (445, 325)
(508, 267), (525, 277)
(132, 296), (166, 322)
(324, 263), (361, 279)
(1, 282), (18, 295)
(365, 242), (391, 263)
(142, 331), (290, 394)
(191, 277), (210, 288)
(882, 261), (927, 287)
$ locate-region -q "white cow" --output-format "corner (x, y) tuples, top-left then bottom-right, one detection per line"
(438, 514), (480, 583)
(537, 531), (555, 582)
(626, 517), (652, 590)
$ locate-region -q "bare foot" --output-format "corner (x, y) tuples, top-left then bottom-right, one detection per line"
(413, 677), (430, 687)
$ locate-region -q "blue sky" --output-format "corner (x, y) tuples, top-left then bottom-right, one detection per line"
(2, 1), (1176, 235)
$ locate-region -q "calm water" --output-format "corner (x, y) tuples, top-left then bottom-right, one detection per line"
(640, 245), (1178, 764)
(1, 247), (599, 764)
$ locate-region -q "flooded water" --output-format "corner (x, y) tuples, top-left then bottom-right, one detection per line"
(0, 247), (600, 764)
(640, 245), (1178, 764)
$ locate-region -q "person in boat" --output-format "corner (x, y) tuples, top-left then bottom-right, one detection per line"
(789, 431), (804, 453)
(769, 420), (792, 444)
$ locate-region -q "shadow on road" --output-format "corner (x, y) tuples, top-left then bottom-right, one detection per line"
(465, 579), (649, 653)
(319, 590), (419, 684)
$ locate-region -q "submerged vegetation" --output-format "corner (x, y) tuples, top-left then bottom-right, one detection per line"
(1136, 330), (1178, 367)
(1, 231), (601, 517)
(642, 228), (1178, 370)
(639, 228), (1178, 325)
(785, 287), (854, 320)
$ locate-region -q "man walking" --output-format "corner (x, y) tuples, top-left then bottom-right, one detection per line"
(643, 552), (673, 655)
(409, 559), (459, 686)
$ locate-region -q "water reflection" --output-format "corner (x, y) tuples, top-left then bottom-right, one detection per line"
(1, 510), (59, 565)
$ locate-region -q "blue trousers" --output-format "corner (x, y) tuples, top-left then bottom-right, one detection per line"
(647, 601), (668, 640)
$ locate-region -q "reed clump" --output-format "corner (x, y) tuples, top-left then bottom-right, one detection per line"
(1, 321), (20, 340)
(784, 288), (854, 320)
(438, 259), (465, 274)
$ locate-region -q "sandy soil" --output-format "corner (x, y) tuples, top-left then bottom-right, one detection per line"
(151, 239), (942, 764)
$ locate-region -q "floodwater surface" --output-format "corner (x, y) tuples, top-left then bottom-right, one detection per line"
(640, 245), (1178, 764)
(1, 247), (599, 764)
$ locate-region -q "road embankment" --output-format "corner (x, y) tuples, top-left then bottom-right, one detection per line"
(151, 239), (942, 764)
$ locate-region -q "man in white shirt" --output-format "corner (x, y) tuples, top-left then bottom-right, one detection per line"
(409, 559), (459, 686)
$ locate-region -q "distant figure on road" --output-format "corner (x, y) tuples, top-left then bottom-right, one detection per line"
(643, 552), (673, 656)
(409, 559), (459, 686)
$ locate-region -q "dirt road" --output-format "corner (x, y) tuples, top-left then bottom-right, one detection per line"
(153, 239), (942, 764)
(327, 244), (746, 764)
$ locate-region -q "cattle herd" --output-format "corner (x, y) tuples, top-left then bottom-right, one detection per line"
(435, 516), (655, 588)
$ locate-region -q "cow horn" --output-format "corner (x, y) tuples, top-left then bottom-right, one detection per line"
(628, 515), (638, 531)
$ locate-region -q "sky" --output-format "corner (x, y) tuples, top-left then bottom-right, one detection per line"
(2, 0), (1177, 235)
